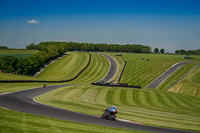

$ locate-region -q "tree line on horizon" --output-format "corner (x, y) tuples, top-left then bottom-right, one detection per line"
(27, 41), (151, 53)
(0, 41), (151, 76)
(175, 49), (200, 55)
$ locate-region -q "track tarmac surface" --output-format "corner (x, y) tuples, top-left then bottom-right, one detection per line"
(0, 85), (196, 133)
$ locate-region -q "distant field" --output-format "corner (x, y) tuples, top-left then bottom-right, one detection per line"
(119, 53), (200, 88)
(35, 85), (200, 132)
(0, 49), (39, 58)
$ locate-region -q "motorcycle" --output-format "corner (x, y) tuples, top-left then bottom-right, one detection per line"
(101, 109), (118, 121)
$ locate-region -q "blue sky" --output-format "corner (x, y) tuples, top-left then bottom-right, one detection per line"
(0, 0), (200, 52)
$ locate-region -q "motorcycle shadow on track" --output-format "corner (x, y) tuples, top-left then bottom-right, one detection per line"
(101, 109), (118, 121)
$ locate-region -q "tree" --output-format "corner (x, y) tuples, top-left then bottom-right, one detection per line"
(175, 50), (180, 54)
(26, 42), (36, 50)
(160, 48), (165, 54)
(180, 49), (186, 55)
(154, 48), (159, 53)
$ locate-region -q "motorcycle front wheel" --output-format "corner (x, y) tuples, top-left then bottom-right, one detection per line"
(101, 113), (105, 119)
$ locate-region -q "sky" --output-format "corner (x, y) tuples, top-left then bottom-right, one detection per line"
(0, 0), (200, 53)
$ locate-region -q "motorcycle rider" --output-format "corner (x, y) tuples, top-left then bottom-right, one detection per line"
(107, 105), (116, 115)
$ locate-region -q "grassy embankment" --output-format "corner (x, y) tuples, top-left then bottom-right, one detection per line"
(167, 64), (200, 97)
(35, 52), (90, 81)
(119, 53), (200, 88)
(68, 52), (110, 84)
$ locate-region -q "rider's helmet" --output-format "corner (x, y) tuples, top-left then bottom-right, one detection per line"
(111, 105), (114, 109)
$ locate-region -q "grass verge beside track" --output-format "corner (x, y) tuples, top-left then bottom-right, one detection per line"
(156, 63), (197, 90)
(35, 85), (200, 132)
(0, 107), (147, 133)
(168, 64), (200, 97)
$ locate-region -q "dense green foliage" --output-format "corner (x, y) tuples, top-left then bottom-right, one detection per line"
(26, 42), (37, 50)
(175, 49), (200, 55)
(0, 43), (67, 75)
(160, 48), (165, 54)
(154, 48), (159, 53)
(0, 46), (8, 49)
(36, 85), (200, 131)
(36, 41), (151, 53)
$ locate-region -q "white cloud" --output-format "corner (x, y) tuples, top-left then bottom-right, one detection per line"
(27, 19), (40, 24)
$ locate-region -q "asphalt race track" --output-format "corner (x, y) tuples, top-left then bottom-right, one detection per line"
(0, 55), (197, 133)
(0, 85), (196, 133)
(101, 54), (118, 82)
(146, 62), (190, 89)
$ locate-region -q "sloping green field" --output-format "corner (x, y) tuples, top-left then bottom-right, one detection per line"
(36, 52), (90, 81)
(119, 53), (200, 88)
(35, 85), (200, 132)
(68, 53), (110, 84)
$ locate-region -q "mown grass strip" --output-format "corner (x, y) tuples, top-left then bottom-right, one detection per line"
(36, 52), (89, 81)
(0, 107), (142, 133)
(69, 53), (110, 84)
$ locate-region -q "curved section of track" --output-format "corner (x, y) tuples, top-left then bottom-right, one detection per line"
(0, 85), (196, 133)
(100, 54), (118, 82)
